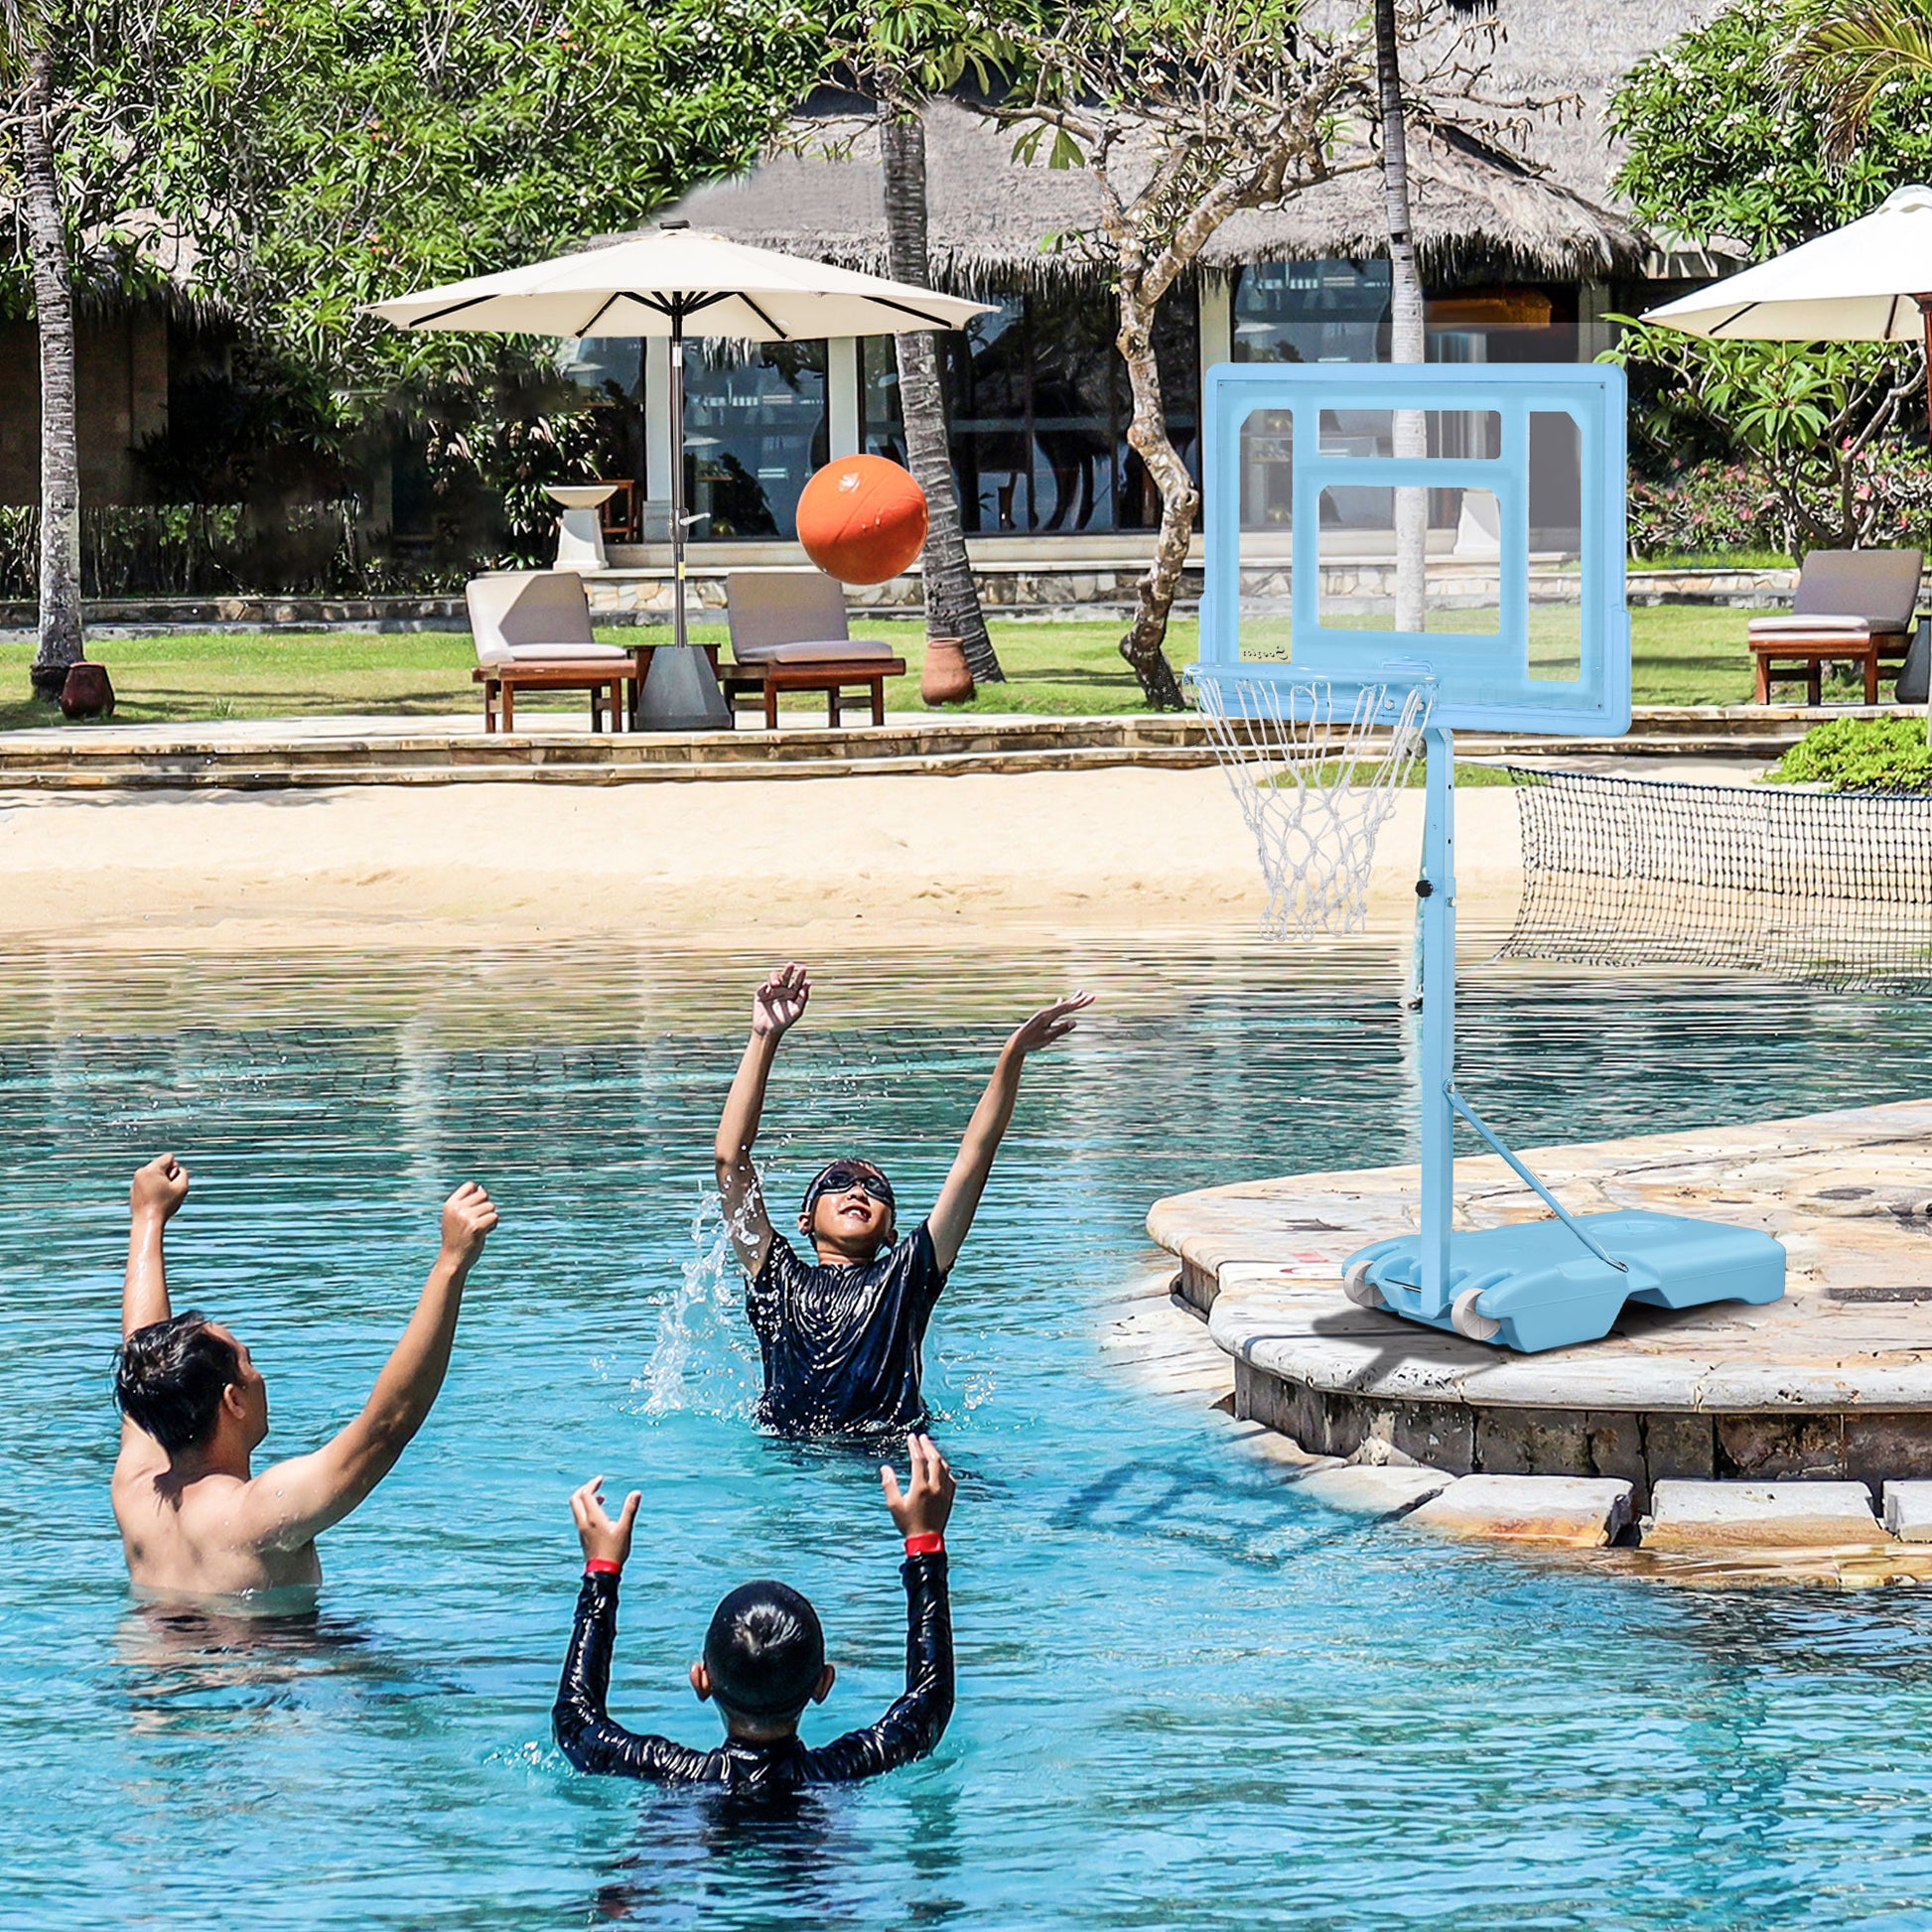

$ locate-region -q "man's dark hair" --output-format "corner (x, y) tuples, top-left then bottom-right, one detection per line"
(114, 1311), (241, 1452)
(704, 1581), (825, 1724)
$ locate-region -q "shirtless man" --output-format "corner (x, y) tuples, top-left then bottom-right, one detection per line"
(715, 963), (1091, 1435)
(111, 1153), (496, 1601)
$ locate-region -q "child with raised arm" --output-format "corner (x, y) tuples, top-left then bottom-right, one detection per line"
(713, 963), (1092, 1436)
(111, 1153), (496, 1602)
(553, 1433), (955, 1790)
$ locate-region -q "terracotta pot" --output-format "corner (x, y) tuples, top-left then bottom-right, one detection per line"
(920, 635), (975, 705)
(59, 661), (115, 720)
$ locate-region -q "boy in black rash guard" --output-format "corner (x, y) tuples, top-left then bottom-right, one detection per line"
(552, 1434), (956, 1789)
(714, 962), (1092, 1435)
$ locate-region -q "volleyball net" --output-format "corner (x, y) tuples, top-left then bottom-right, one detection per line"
(1498, 767), (1932, 989)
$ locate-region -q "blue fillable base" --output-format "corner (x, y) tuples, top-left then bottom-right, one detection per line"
(1343, 1210), (1787, 1353)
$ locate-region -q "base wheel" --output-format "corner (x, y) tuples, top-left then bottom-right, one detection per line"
(1449, 1286), (1502, 1342)
(1342, 1260), (1387, 1311)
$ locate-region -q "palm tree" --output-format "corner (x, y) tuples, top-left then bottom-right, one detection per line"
(1779, 0), (1932, 165)
(879, 104), (1005, 685)
(4, 2), (83, 699)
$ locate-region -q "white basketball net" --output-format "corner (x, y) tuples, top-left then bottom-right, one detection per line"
(1186, 669), (1437, 939)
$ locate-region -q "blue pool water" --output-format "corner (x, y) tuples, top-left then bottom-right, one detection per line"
(6, 942), (1932, 1929)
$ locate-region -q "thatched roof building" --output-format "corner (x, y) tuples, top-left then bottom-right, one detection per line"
(655, 0), (1734, 292)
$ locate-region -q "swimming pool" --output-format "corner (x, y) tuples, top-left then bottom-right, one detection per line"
(7, 941), (1932, 1929)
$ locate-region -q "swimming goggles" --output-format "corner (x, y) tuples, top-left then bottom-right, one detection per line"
(801, 1162), (897, 1214)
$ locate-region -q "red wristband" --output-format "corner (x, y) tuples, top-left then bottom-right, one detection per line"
(903, 1532), (944, 1557)
(584, 1558), (622, 1577)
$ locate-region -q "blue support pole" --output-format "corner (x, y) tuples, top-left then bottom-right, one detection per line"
(1418, 725), (1455, 1318)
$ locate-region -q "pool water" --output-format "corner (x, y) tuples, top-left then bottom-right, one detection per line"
(7, 942), (1932, 1930)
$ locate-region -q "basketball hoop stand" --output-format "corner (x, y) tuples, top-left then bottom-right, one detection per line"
(1189, 360), (1785, 1354)
(1341, 726), (1787, 1352)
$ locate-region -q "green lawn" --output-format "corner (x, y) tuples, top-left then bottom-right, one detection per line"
(0, 604), (1790, 731)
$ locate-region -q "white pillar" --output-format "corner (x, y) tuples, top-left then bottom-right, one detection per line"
(1198, 271), (1233, 388)
(644, 336), (673, 510)
(827, 337), (861, 459)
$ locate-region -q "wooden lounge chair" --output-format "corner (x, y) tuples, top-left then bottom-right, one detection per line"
(722, 572), (907, 729)
(466, 571), (640, 734)
(1748, 548), (1922, 705)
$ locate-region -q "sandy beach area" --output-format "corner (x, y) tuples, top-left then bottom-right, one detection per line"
(0, 767), (1524, 950)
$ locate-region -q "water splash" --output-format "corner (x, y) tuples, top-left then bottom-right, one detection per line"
(636, 1186), (762, 1420)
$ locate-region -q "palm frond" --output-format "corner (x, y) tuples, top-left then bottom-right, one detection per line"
(1779, 0), (1932, 167)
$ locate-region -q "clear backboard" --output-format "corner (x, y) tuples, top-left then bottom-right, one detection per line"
(1193, 362), (1631, 738)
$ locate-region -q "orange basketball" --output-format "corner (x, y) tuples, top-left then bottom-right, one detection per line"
(796, 456), (928, 585)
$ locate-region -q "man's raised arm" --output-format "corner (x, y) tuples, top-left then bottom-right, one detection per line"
(235, 1182), (496, 1552)
(925, 993), (1092, 1274)
(122, 1154), (190, 1340)
(714, 962), (810, 1276)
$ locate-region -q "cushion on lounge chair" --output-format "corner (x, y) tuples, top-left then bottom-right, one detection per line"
(497, 641), (631, 663)
(1747, 615), (1875, 640)
(737, 637), (897, 665)
(1789, 548), (1922, 628)
(726, 570), (851, 662)
(468, 570), (602, 665)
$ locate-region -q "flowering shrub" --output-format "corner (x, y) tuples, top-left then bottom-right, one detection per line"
(1627, 446), (1932, 561)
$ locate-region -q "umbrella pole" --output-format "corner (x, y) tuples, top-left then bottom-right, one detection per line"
(1920, 296), (1932, 442)
(670, 307), (687, 654)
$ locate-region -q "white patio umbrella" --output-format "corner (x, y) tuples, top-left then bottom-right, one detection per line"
(371, 222), (994, 651)
(1644, 184), (1932, 431)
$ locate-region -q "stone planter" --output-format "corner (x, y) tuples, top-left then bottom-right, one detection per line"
(920, 635), (975, 705)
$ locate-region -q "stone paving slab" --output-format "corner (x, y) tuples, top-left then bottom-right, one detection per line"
(1643, 1479), (1888, 1550)
(1153, 1099), (1932, 1420)
(1883, 1481), (1932, 1542)
(1408, 1474), (1634, 1546)
(1297, 1464), (1455, 1519)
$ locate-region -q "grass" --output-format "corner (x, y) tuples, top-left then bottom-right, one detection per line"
(0, 604), (1790, 730)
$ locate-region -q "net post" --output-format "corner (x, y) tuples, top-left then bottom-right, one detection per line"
(1418, 725), (1456, 1319)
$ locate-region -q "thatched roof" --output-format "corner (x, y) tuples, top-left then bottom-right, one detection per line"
(656, 0), (1734, 289)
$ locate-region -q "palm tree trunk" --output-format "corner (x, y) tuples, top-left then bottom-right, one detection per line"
(1115, 277), (1188, 710)
(1375, 0), (1428, 635)
(20, 41), (81, 700)
(879, 108), (1004, 685)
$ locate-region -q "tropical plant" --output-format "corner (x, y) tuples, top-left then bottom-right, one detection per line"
(1609, 0), (1932, 255)
(1779, 0), (1932, 166)
(1607, 319), (1929, 551)
(1769, 714), (1932, 791)
(832, 1), (1010, 686)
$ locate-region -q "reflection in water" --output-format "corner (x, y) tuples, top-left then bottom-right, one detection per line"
(589, 1780), (963, 1929)
(115, 1600), (408, 1735)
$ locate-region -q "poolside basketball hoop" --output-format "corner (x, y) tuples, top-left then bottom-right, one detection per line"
(1185, 665), (1435, 939)
(1188, 361), (1787, 1354)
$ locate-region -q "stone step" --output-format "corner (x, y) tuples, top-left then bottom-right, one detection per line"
(1643, 1479), (1891, 1552)
(1406, 1473), (1635, 1547)
(0, 745), (1231, 790)
(1297, 1463), (1455, 1519)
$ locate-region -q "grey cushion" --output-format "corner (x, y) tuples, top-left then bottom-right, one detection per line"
(735, 637), (897, 665)
(468, 571), (601, 665)
(498, 641), (631, 663)
(1748, 615), (1874, 639)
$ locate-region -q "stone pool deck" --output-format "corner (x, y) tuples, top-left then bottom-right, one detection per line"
(1146, 1098), (1932, 1578)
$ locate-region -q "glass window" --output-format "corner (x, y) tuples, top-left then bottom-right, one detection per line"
(680, 342), (827, 540)
(862, 285), (1198, 535)
(1232, 259), (1390, 364)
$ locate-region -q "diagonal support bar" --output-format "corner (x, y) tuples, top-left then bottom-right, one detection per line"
(1447, 1088), (1629, 1274)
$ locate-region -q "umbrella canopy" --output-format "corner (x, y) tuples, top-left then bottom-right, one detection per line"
(369, 223), (992, 340)
(1643, 185), (1932, 344)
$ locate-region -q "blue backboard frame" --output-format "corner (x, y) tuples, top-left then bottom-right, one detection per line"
(1194, 362), (1631, 738)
